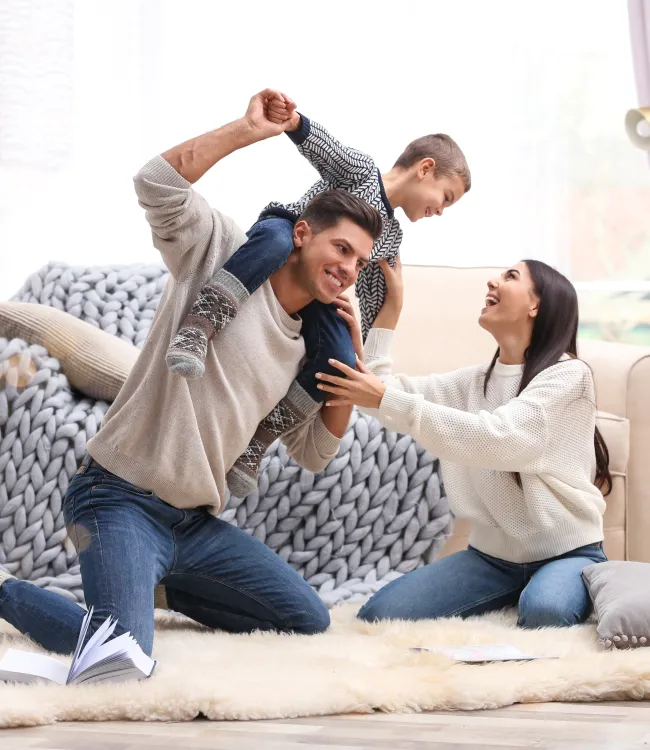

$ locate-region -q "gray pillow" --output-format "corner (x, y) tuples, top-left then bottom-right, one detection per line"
(583, 561), (650, 649)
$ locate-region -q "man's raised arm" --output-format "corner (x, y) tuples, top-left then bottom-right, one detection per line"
(134, 89), (295, 279)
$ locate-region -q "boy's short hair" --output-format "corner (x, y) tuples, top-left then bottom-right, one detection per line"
(394, 134), (471, 193)
(299, 189), (383, 242)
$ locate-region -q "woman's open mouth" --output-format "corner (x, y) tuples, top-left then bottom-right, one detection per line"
(482, 294), (499, 312)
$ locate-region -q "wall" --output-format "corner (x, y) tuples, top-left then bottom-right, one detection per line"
(1, 0), (648, 343)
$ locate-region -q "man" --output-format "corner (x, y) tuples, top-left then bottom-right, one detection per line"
(0, 89), (383, 656)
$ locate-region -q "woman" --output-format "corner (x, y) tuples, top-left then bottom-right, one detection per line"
(321, 259), (611, 628)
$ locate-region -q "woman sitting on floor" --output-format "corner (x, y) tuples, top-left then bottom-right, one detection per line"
(323, 258), (611, 628)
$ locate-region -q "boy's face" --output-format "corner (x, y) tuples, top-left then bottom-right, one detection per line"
(401, 160), (466, 223)
(293, 219), (373, 304)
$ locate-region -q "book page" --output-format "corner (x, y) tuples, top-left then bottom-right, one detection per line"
(70, 606), (93, 675)
(410, 643), (554, 662)
(70, 615), (118, 682)
(0, 648), (69, 685)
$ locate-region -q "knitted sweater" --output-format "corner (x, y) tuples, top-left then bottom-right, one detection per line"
(363, 329), (606, 563)
(87, 156), (341, 513)
(264, 116), (403, 337)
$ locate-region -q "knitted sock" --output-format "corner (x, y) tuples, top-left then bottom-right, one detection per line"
(226, 381), (320, 498)
(166, 268), (249, 379)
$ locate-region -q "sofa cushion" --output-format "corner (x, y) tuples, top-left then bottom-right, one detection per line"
(583, 561), (650, 648)
(0, 302), (138, 401)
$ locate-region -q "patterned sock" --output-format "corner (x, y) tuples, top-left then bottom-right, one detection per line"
(226, 381), (320, 498)
(166, 268), (249, 379)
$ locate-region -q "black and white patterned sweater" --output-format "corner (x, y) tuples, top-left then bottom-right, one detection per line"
(261, 115), (403, 338)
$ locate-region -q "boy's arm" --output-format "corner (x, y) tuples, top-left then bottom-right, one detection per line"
(134, 89), (294, 280)
(285, 113), (376, 186)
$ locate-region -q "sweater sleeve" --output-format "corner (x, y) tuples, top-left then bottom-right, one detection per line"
(287, 115), (376, 186)
(133, 155), (244, 281)
(377, 359), (594, 472)
(280, 412), (341, 473)
(362, 328), (479, 414)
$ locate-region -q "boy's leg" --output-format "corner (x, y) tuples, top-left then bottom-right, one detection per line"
(357, 547), (524, 622)
(160, 510), (330, 635)
(518, 543), (607, 628)
(167, 217), (295, 379)
(0, 460), (176, 656)
(226, 301), (355, 497)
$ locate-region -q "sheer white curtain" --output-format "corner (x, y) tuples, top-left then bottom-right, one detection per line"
(0, 0), (647, 344)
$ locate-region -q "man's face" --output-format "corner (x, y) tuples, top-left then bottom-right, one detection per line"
(293, 218), (374, 303)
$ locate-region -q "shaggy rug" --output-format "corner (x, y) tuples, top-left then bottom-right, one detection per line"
(1, 605), (650, 728)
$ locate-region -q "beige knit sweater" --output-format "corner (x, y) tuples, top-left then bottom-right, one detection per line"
(87, 156), (340, 512)
(363, 328), (605, 563)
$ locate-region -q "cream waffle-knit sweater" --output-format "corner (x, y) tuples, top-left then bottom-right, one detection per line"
(363, 328), (605, 563)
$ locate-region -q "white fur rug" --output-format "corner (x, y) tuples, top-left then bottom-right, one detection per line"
(1, 605), (650, 728)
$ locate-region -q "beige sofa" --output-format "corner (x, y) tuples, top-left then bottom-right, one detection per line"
(356, 265), (650, 563)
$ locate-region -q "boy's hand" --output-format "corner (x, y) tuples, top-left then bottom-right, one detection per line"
(243, 89), (299, 141)
(373, 257), (404, 330)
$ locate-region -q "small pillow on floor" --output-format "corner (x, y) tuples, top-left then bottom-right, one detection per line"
(583, 561), (650, 649)
(0, 302), (138, 401)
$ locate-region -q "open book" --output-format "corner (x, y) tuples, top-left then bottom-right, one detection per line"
(0, 607), (156, 685)
(410, 643), (558, 663)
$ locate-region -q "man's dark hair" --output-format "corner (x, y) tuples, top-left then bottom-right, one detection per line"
(299, 189), (383, 242)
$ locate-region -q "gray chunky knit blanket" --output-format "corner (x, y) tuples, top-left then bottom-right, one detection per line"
(1, 262), (452, 606)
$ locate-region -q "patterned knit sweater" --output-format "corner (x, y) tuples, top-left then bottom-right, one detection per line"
(264, 116), (403, 337)
(362, 329), (606, 563)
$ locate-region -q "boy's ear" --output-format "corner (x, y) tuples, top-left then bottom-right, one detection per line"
(419, 157), (436, 179)
(293, 220), (312, 248)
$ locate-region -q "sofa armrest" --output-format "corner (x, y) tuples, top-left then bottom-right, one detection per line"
(579, 339), (650, 562)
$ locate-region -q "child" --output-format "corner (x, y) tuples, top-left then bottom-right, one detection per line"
(166, 93), (471, 497)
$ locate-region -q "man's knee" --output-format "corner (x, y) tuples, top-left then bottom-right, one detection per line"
(288, 598), (330, 635)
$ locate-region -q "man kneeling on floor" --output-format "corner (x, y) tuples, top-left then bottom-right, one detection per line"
(0, 89), (382, 656)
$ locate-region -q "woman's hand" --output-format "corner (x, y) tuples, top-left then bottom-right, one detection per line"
(334, 294), (363, 360)
(373, 256), (404, 330)
(316, 358), (387, 410)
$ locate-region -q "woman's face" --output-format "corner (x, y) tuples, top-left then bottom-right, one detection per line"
(479, 262), (539, 336)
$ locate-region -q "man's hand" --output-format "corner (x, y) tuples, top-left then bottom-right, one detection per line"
(243, 89), (300, 142)
(373, 257), (404, 330)
(334, 293), (363, 361)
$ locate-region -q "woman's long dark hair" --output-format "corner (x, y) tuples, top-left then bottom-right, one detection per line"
(483, 260), (612, 495)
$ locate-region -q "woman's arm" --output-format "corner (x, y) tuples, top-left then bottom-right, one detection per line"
(321, 359), (593, 473)
(330, 260), (478, 413)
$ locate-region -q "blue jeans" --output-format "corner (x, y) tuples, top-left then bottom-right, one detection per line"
(225, 216), (356, 401)
(357, 543), (607, 628)
(0, 460), (330, 655)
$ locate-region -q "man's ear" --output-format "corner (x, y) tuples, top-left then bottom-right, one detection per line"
(293, 220), (312, 248)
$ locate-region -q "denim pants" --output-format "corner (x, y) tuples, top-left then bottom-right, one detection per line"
(357, 542), (607, 628)
(225, 216), (356, 401)
(0, 460), (330, 655)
